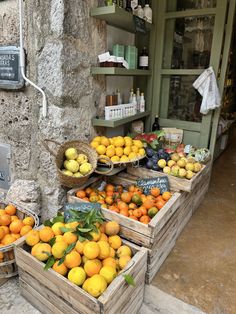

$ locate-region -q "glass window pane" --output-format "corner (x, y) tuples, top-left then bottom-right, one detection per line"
(167, 0), (217, 12)
(163, 16), (215, 69)
(163, 75), (202, 122)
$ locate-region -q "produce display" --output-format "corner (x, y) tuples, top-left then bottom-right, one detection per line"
(25, 210), (134, 298)
(75, 183), (172, 223)
(0, 204), (35, 255)
(62, 147), (92, 177)
(90, 136), (145, 163)
(143, 143), (203, 180)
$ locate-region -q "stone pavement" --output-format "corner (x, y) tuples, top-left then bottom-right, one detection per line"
(0, 277), (205, 314)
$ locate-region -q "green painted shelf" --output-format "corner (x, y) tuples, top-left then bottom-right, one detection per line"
(92, 111), (150, 128)
(90, 6), (152, 33)
(91, 67), (151, 76)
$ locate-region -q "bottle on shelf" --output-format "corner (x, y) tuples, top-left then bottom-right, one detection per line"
(136, 5), (144, 18)
(125, 0), (133, 12)
(139, 92), (145, 112)
(152, 115), (160, 131)
(136, 87), (140, 111)
(131, 0), (138, 11)
(143, 3), (152, 23)
(129, 88), (134, 103)
(132, 93), (137, 113)
(139, 47), (149, 70)
(118, 0), (123, 8)
(116, 89), (122, 105)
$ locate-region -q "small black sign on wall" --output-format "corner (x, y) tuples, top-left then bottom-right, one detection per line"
(0, 46), (24, 90)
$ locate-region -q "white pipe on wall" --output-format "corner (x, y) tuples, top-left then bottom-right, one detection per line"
(19, 0), (47, 118)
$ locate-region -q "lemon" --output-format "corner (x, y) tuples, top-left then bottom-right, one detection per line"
(51, 222), (65, 236)
(123, 146), (131, 156)
(117, 245), (132, 258)
(119, 255), (131, 269)
(74, 172), (83, 178)
(100, 136), (110, 147)
(96, 145), (106, 155)
(99, 155), (108, 163)
(64, 160), (80, 173)
(115, 147), (123, 157)
(98, 241), (110, 259)
(109, 138), (114, 145)
(82, 278), (90, 292)
(106, 146), (116, 158)
(124, 137), (133, 146)
(138, 148), (146, 156)
(93, 136), (101, 143)
(89, 229), (101, 241)
(99, 266), (117, 284)
(52, 241), (68, 259)
(133, 140), (143, 148)
(68, 267), (86, 286)
(131, 145), (139, 153)
(80, 162), (92, 175)
(76, 154), (88, 164)
(111, 156), (120, 162)
(65, 148), (78, 160)
(86, 274), (107, 297)
(90, 141), (99, 149)
(108, 235), (122, 249)
(83, 241), (100, 259)
(128, 152), (137, 160)
(120, 155), (129, 162)
(113, 136), (125, 147)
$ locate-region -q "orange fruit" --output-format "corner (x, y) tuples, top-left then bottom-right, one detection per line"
(76, 190), (86, 198)
(23, 216), (35, 227)
(105, 196), (113, 205)
(12, 234), (21, 240)
(0, 209), (6, 216)
(25, 230), (40, 246)
(143, 199), (155, 210)
(20, 225), (32, 236)
(129, 215), (138, 220)
(128, 203), (137, 210)
(139, 206), (147, 216)
(1, 234), (15, 245)
(128, 210), (134, 216)
(105, 184), (114, 193)
(39, 226), (55, 242)
(162, 191), (172, 201)
(89, 195), (99, 203)
(150, 187), (160, 197)
(0, 214), (11, 226)
(146, 195), (155, 201)
(85, 187), (93, 196)
(1, 226), (9, 235)
(64, 251), (81, 269)
(9, 220), (24, 234)
(63, 231), (78, 244)
(0, 227), (5, 240)
(109, 205), (119, 213)
(117, 201), (128, 212)
(108, 235), (122, 249)
(52, 260), (68, 276)
(139, 215), (151, 224)
(83, 197), (89, 202)
(128, 185), (136, 193)
(105, 221), (120, 236)
(121, 192), (132, 203)
(84, 259), (102, 277)
(133, 208), (142, 218)
(11, 215), (19, 222)
(148, 207), (159, 218)
(131, 194), (142, 206)
(5, 204), (17, 216)
(106, 190), (114, 197)
(119, 209), (129, 217)
(156, 199), (166, 210)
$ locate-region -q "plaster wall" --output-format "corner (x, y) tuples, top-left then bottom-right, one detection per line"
(0, 0), (106, 219)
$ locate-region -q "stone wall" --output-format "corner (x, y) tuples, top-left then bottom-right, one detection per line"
(0, 0), (106, 219)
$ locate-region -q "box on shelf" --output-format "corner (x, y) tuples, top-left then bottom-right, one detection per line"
(15, 237), (147, 314)
(67, 173), (182, 283)
(125, 45), (137, 69)
(113, 44), (125, 58)
(105, 103), (136, 120)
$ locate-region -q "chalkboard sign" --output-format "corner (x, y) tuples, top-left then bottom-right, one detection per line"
(0, 46), (24, 90)
(137, 176), (170, 195)
(63, 202), (101, 221)
(133, 16), (146, 34)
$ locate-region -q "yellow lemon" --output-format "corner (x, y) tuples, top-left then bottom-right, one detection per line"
(106, 146), (116, 158)
(52, 241), (68, 259)
(51, 222), (65, 236)
(86, 274), (107, 297)
(109, 138), (114, 145)
(119, 255), (131, 269)
(82, 278), (90, 292)
(117, 245), (132, 258)
(113, 136), (125, 147)
(96, 145), (106, 155)
(83, 242), (100, 259)
(100, 136), (110, 147)
(133, 139), (143, 148)
(138, 148), (146, 156)
(68, 267), (86, 286)
(108, 235), (122, 250)
(124, 137), (133, 146)
(123, 146), (131, 156)
(90, 141), (99, 149)
(99, 266), (117, 284)
(99, 155), (108, 163)
(109, 247), (116, 258)
(111, 156), (120, 162)
(120, 155), (129, 162)
(128, 152), (137, 160)
(131, 145), (139, 153)
(115, 147), (123, 157)
(32, 243), (52, 262)
(93, 136), (101, 143)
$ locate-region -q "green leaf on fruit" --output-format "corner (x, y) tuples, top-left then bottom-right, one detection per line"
(58, 255), (65, 266)
(44, 256), (55, 270)
(49, 237), (56, 247)
(42, 251), (52, 257)
(60, 227), (73, 233)
(77, 227), (93, 233)
(52, 215), (64, 224)
(123, 274), (136, 287)
(44, 219), (53, 227)
(65, 242), (76, 254)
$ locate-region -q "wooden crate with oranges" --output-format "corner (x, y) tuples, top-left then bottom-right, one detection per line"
(67, 174), (182, 283)
(0, 202), (39, 282)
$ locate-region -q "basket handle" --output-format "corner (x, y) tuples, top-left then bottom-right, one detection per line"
(42, 139), (61, 158)
(95, 156), (114, 175)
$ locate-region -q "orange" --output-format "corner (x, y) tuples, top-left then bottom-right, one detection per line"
(133, 208), (142, 218)
(83, 197), (89, 202)
(20, 225), (32, 236)
(128, 185), (136, 193)
(162, 191), (172, 201)
(108, 235), (122, 249)
(76, 190), (86, 199)
(131, 194), (142, 206)
(119, 209), (129, 217)
(139, 215), (151, 224)
(148, 207), (159, 218)
(39, 226), (55, 242)
(106, 190), (114, 197)
(11, 215), (19, 222)
(12, 234), (21, 240)
(121, 192), (132, 203)
(0, 227), (5, 240)
(99, 222), (106, 233)
(150, 187), (160, 197)
(9, 220), (24, 234)
(129, 215), (138, 220)
(1, 226), (9, 235)
(117, 201), (128, 212)
(64, 251), (81, 269)
(105, 184), (114, 193)
(146, 195), (155, 201)
(52, 260), (68, 276)
(102, 257), (117, 268)
(156, 199), (166, 210)
(128, 210), (134, 216)
(109, 205), (119, 213)
(23, 216), (35, 227)
(63, 231), (78, 245)
(0, 209), (6, 216)
(25, 230), (40, 246)
(1, 234), (15, 245)
(116, 185), (123, 194)
(139, 206), (147, 216)
(105, 196), (113, 205)
(5, 204), (17, 216)
(105, 221), (120, 236)
(0, 214), (11, 226)
(143, 199), (155, 210)
(128, 203), (137, 210)
(89, 195), (99, 203)
(84, 259), (102, 277)
(85, 187), (93, 195)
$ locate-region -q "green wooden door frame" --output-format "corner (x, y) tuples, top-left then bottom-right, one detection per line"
(151, 0), (229, 150)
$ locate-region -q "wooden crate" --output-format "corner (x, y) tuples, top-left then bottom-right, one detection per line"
(15, 238), (148, 314)
(67, 175), (182, 249)
(0, 202), (39, 281)
(127, 161), (211, 192)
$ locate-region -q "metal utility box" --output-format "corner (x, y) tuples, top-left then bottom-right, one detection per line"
(0, 143), (11, 192)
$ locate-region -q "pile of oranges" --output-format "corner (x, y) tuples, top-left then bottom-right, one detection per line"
(0, 204), (35, 250)
(75, 184), (172, 224)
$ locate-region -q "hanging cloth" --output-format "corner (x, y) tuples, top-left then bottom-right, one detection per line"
(193, 66), (221, 115)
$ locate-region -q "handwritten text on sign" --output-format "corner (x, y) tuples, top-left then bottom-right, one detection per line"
(137, 176), (170, 195)
(63, 202), (101, 221)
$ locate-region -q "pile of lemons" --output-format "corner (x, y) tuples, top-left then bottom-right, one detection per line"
(90, 136), (145, 163)
(25, 220), (133, 298)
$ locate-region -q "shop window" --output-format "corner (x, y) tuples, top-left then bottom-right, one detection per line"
(167, 0), (217, 12)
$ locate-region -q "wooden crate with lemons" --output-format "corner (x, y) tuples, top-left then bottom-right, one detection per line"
(0, 202), (39, 285)
(15, 206), (148, 314)
(67, 135), (182, 283)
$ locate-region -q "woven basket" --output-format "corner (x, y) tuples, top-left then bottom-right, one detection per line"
(0, 201), (39, 280)
(42, 139), (113, 188)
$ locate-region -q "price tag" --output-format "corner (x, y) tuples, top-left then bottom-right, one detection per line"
(63, 202), (101, 221)
(137, 176), (170, 194)
(133, 16), (146, 34)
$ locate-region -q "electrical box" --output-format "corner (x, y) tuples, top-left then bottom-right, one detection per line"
(0, 143), (11, 191)
(0, 46), (24, 90)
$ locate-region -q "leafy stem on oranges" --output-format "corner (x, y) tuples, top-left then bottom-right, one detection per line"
(44, 255), (55, 270)
(58, 242), (76, 266)
(44, 213), (64, 227)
